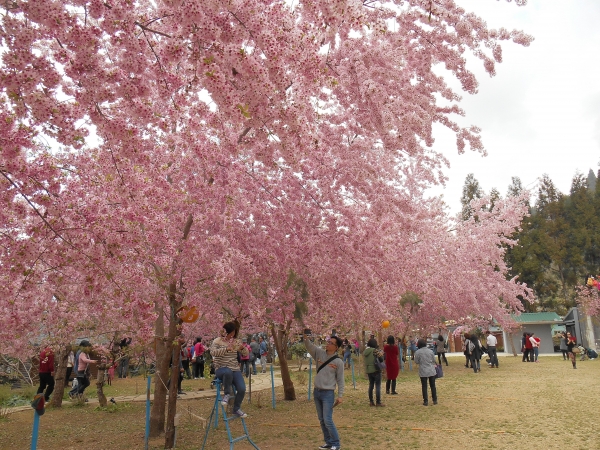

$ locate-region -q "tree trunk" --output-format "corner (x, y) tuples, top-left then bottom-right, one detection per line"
(165, 293), (182, 450)
(508, 332), (518, 357)
(96, 363), (108, 407)
(49, 345), (69, 408)
(270, 322), (295, 401)
(150, 306), (169, 437)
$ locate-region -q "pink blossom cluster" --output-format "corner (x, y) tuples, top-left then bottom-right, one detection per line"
(0, 0), (533, 355)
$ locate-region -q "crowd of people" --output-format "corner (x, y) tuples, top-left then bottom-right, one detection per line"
(31, 325), (590, 450)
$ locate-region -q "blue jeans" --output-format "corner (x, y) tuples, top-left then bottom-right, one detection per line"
(343, 352), (352, 366)
(215, 367), (246, 412)
(314, 388), (340, 447)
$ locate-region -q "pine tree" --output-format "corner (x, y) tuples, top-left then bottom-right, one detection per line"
(460, 173), (484, 221)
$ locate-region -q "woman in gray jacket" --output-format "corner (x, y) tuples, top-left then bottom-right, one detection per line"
(414, 339), (437, 406)
(363, 338), (384, 407)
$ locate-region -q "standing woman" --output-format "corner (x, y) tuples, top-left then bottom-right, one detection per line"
(414, 339), (438, 406)
(559, 332), (568, 360)
(210, 321), (249, 417)
(343, 343), (353, 369)
(566, 332), (578, 369)
(193, 337), (206, 379)
(436, 335), (448, 366)
(462, 333), (471, 368)
(469, 334), (482, 373)
(383, 336), (399, 395)
(364, 338), (385, 406)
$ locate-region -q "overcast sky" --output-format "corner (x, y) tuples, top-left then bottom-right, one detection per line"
(427, 0), (600, 215)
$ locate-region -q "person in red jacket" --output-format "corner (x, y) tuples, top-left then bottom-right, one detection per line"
(383, 335), (400, 395)
(37, 345), (55, 402)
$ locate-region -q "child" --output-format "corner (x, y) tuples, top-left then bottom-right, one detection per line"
(107, 363), (116, 386)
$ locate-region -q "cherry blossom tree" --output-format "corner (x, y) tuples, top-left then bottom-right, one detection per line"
(1, 1), (537, 447)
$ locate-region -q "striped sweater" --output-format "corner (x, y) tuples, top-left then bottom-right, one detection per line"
(210, 337), (249, 371)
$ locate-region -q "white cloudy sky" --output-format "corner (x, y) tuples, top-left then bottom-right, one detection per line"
(427, 0), (600, 215)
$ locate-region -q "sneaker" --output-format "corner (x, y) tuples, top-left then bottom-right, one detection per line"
(221, 394), (230, 406)
(330, 447), (340, 450)
(233, 409), (247, 418)
(200, 377), (205, 379)
(433, 400), (438, 405)
(318, 445), (331, 449)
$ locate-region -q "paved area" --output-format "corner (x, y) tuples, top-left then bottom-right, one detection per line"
(6, 370), (283, 415)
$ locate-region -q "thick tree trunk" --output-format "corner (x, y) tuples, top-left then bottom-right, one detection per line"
(150, 306), (169, 437)
(49, 345), (69, 408)
(96, 363), (107, 407)
(508, 332), (518, 357)
(271, 322), (295, 401)
(165, 293), (182, 450)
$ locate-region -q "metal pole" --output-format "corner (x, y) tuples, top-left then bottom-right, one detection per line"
(144, 376), (151, 450)
(30, 411), (40, 450)
(308, 356), (312, 400)
(270, 363), (276, 409)
(399, 345), (404, 372)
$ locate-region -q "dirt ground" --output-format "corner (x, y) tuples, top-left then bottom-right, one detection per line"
(1, 354), (597, 450)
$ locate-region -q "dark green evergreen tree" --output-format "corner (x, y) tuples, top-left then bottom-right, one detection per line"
(460, 173), (484, 221)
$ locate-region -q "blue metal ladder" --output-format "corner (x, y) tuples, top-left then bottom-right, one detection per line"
(201, 379), (259, 450)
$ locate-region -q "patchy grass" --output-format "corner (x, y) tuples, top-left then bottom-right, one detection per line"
(0, 355), (597, 449)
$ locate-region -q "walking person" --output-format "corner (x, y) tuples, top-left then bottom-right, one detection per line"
(210, 321), (249, 417)
(364, 338), (384, 407)
(530, 333), (541, 363)
(462, 333), (472, 368)
(408, 336), (418, 360)
(259, 336), (268, 373)
(192, 337), (205, 379)
(566, 332), (578, 369)
(343, 343), (353, 369)
(249, 337), (260, 375)
(181, 340), (192, 379)
(559, 332), (568, 360)
(414, 338), (437, 406)
(36, 344), (55, 402)
(383, 335), (399, 395)
(522, 332), (532, 362)
(118, 337), (132, 378)
(303, 331), (344, 450)
(72, 340), (97, 398)
(239, 338), (251, 377)
(486, 331), (499, 368)
(467, 334), (482, 373)
(436, 335), (448, 366)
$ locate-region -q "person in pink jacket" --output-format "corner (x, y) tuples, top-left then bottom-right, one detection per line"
(72, 340), (97, 398)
